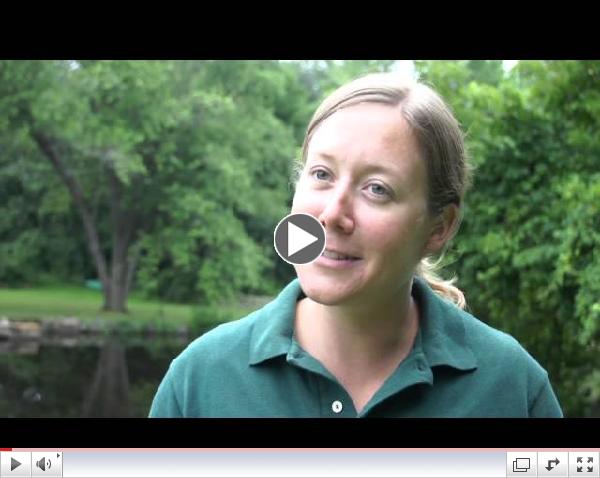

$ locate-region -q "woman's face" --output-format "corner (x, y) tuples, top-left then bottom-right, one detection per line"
(291, 102), (435, 307)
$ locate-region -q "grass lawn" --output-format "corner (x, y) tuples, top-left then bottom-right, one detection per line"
(0, 285), (256, 329)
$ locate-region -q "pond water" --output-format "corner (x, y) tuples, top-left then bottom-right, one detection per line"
(0, 331), (208, 417)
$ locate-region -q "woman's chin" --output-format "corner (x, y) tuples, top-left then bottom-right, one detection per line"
(296, 270), (362, 306)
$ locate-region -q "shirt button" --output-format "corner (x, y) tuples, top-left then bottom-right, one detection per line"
(331, 400), (343, 413)
(417, 361), (426, 371)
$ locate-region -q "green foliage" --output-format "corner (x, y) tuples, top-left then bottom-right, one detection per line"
(129, 61), (305, 302)
(0, 60), (313, 303)
(418, 60), (600, 416)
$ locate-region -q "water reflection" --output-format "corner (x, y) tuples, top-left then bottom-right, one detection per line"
(82, 341), (130, 417)
(0, 333), (199, 417)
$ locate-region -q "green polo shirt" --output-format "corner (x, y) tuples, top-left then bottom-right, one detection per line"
(149, 277), (563, 417)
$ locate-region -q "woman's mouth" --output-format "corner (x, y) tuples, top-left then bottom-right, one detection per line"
(321, 250), (361, 260)
(315, 249), (362, 269)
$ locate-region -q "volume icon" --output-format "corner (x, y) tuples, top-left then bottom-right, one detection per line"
(36, 457), (51, 471)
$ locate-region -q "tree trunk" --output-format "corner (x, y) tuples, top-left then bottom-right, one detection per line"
(102, 246), (131, 312)
(103, 165), (133, 312)
(103, 268), (129, 312)
(32, 130), (136, 313)
(32, 130), (110, 284)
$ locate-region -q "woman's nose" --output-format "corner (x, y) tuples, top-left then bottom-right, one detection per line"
(318, 187), (355, 234)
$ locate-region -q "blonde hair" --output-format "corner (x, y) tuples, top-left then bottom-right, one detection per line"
(296, 72), (472, 309)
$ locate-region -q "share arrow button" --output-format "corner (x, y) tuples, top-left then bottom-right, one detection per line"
(538, 452), (568, 477)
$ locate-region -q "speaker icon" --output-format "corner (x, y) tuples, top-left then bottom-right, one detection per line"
(35, 457), (51, 471)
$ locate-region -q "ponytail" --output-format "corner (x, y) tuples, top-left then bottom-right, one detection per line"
(416, 257), (466, 309)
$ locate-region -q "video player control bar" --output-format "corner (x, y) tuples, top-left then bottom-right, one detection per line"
(1, 450), (598, 477)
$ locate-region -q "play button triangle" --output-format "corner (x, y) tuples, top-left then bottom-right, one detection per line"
(288, 221), (318, 257)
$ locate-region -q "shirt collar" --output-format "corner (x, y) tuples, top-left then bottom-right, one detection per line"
(248, 279), (300, 365)
(248, 277), (478, 372)
(411, 277), (478, 371)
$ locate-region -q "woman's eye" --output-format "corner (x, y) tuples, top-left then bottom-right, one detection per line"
(312, 169), (331, 181)
(368, 183), (390, 197)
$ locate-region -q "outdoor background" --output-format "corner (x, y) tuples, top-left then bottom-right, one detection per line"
(0, 60), (598, 417)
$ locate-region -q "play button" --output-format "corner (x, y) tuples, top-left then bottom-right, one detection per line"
(274, 213), (326, 265)
(0, 452), (31, 476)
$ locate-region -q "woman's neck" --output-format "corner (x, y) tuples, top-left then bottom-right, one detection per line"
(294, 282), (419, 369)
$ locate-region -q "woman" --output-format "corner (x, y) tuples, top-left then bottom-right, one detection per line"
(149, 72), (563, 417)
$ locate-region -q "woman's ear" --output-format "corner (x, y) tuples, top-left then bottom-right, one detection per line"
(424, 204), (460, 256)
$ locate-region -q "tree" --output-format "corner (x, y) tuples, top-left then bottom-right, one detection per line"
(0, 60), (306, 310)
(1, 61), (181, 310)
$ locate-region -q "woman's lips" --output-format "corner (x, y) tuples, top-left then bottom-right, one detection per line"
(322, 249), (361, 260)
(315, 252), (362, 269)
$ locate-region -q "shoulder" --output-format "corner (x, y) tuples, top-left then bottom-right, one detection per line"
(416, 276), (544, 373)
(163, 281), (295, 379)
(149, 283), (300, 417)
(416, 278), (542, 372)
(149, 306), (272, 417)
(171, 306), (267, 373)
(452, 305), (562, 416)
(459, 309), (531, 357)
(415, 279), (562, 416)
(457, 307), (543, 375)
